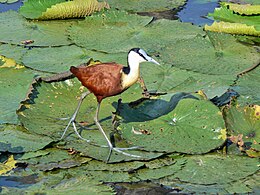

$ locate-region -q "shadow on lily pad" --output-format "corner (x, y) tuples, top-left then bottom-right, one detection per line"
(113, 92), (198, 123)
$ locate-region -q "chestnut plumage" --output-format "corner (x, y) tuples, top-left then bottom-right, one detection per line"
(61, 48), (160, 162)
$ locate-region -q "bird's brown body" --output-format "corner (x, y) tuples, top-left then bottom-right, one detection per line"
(70, 63), (126, 103)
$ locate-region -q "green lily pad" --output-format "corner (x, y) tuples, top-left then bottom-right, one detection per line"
(173, 154), (259, 185)
(69, 11), (204, 53)
(207, 4), (260, 30)
(20, 0), (109, 20)
(140, 63), (234, 98)
(0, 125), (53, 153)
(18, 150), (50, 160)
(0, 11), (74, 46)
(161, 32), (260, 75)
(119, 97), (226, 154)
(62, 139), (164, 163)
(107, 0), (185, 12)
(38, 176), (114, 195)
(0, 43), (28, 64)
(68, 10), (153, 53)
(232, 67), (260, 105)
(224, 104), (260, 153)
(19, 0), (66, 19)
(158, 154), (259, 194)
(81, 158), (186, 182)
(22, 46), (90, 73)
(116, 92), (198, 123)
(0, 67), (34, 124)
(205, 21), (260, 37)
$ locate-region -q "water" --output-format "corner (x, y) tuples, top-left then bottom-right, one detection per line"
(0, 0), (23, 12)
(177, 0), (219, 26)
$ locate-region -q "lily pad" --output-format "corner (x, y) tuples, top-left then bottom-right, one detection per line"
(224, 104), (260, 154)
(205, 21), (260, 36)
(20, 0), (109, 20)
(19, 0), (65, 19)
(69, 12), (204, 53)
(107, 0), (185, 12)
(0, 125), (53, 153)
(232, 67), (260, 105)
(62, 139), (164, 163)
(158, 154), (259, 194)
(81, 158), (186, 182)
(0, 11), (74, 46)
(140, 63), (235, 98)
(0, 67), (34, 124)
(69, 10), (153, 53)
(172, 154), (259, 185)
(207, 3), (260, 30)
(22, 46), (90, 73)
(161, 32), (260, 75)
(0, 43), (28, 64)
(119, 97), (226, 154)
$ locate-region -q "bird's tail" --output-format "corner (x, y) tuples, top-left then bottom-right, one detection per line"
(70, 66), (78, 75)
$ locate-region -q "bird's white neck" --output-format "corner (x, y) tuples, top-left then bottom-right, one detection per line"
(121, 52), (143, 89)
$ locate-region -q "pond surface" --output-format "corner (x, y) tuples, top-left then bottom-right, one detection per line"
(0, 0), (218, 26)
(177, 0), (219, 26)
(0, 0), (23, 12)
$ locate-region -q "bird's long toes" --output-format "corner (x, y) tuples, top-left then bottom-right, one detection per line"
(112, 147), (142, 158)
(114, 146), (142, 151)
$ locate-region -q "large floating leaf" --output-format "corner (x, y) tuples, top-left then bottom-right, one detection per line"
(223, 2), (260, 15)
(0, 11), (74, 46)
(205, 3), (260, 36)
(22, 46), (90, 73)
(0, 125), (53, 153)
(159, 154), (260, 194)
(62, 139), (164, 163)
(232, 67), (260, 105)
(139, 62), (235, 98)
(161, 32), (260, 75)
(0, 43), (28, 64)
(0, 67), (34, 124)
(173, 154), (259, 185)
(77, 158), (186, 183)
(20, 0), (109, 20)
(207, 4), (260, 29)
(119, 97), (225, 154)
(19, 0), (65, 19)
(0, 155), (17, 175)
(69, 11), (203, 53)
(69, 10), (153, 53)
(205, 21), (260, 36)
(17, 148), (92, 171)
(224, 104), (260, 155)
(107, 0), (185, 12)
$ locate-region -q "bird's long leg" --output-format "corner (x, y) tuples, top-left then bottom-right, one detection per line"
(94, 102), (141, 163)
(61, 91), (91, 141)
(138, 76), (150, 98)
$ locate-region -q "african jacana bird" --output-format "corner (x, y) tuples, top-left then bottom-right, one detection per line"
(61, 48), (160, 162)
